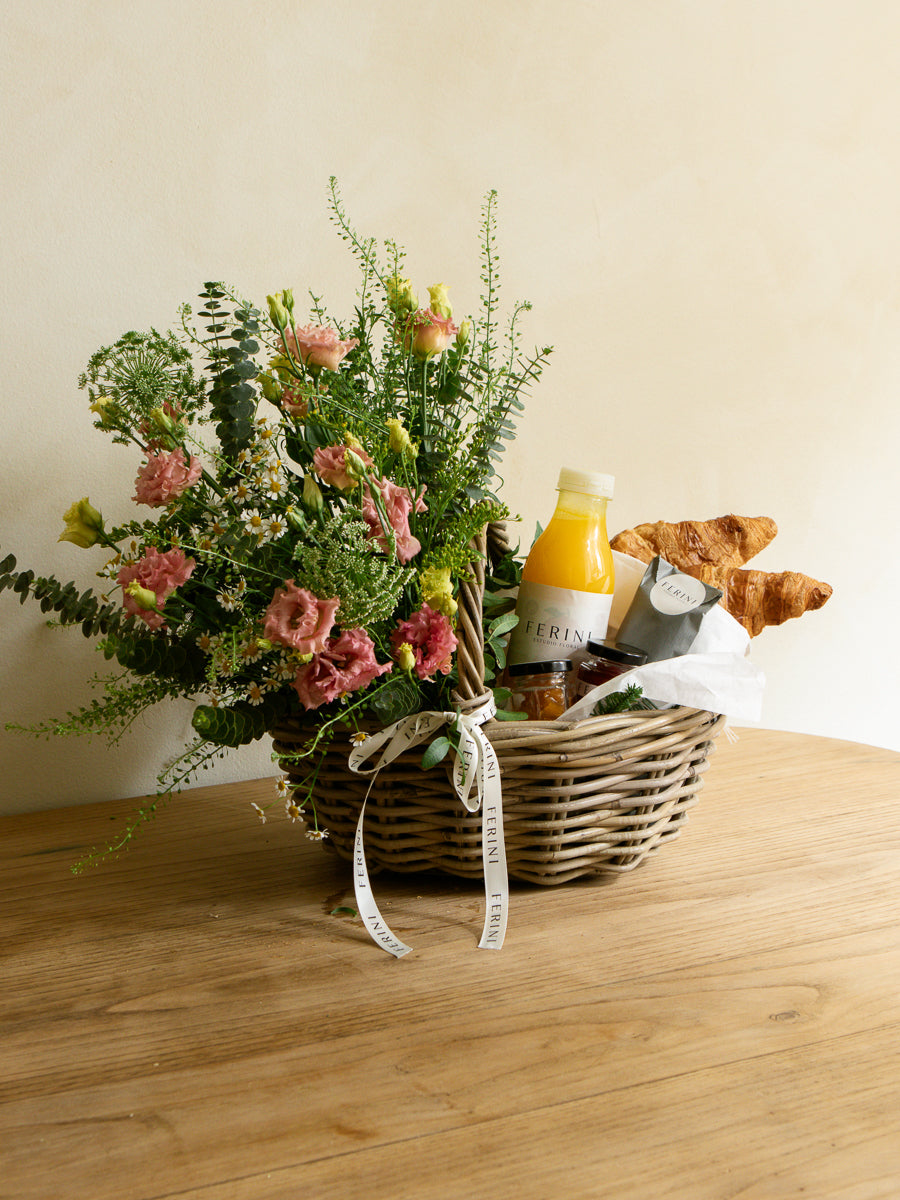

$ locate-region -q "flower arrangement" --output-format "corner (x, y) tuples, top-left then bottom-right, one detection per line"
(1, 180), (550, 866)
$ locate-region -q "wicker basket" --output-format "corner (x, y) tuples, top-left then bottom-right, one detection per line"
(271, 523), (726, 886)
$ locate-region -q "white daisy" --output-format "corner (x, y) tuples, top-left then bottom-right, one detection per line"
(269, 657), (296, 683)
(242, 508), (266, 538)
(231, 481), (254, 505)
(251, 802), (267, 824)
(260, 474), (288, 500)
(239, 638), (264, 664)
(264, 515), (288, 541)
(246, 681), (268, 706)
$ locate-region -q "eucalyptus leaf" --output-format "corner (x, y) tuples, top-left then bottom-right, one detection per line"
(488, 612), (519, 639)
(368, 673), (421, 725)
(421, 736), (450, 770)
(493, 708), (528, 722)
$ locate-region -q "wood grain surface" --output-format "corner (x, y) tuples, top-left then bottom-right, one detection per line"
(1, 729), (898, 1200)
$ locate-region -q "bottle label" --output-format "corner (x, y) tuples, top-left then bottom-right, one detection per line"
(507, 582), (613, 667)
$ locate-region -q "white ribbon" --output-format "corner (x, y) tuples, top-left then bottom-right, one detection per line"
(347, 698), (508, 957)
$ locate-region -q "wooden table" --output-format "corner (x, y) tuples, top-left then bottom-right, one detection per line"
(2, 728), (899, 1200)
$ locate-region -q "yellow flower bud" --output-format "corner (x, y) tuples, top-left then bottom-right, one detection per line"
(267, 293), (290, 329)
(149, 406), (177, 435)
(396, 642), (416, 673)
(420, 565), (457, 617)
(258, 370), (282, 402)
(385, 418), (417, 459)
(302, 475), (324, 511)
(386, 275), (417, 314)
(125, 580), (158, 610)
(428, 283), (453, 320)
(456, 319), (472, 349)
(89, 396), (115, 426)
(343, 449), (368, 483)
(58, 498), (104, 549)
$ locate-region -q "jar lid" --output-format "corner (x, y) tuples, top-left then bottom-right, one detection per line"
(584, 639), (648, 666)
(556, 467), (615, 499)
(507, 659), (573, 676)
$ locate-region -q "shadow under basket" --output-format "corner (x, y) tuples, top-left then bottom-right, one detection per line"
(271, 705), (726, 887)
(270, 523), (726, 888)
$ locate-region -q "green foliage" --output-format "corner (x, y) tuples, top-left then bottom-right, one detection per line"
(192, 692), (291, 747)
(368, 672), (422, 725)
(192, 284), (262, 462)
(292, 514), (412, 629)
(0, 551), (125, 637)
(421, 735), (451, 770)
(8, 673), (179, 745)
(591, 684), (655, 716)
(102, 629), (206, 685)
(483, 612), (518, 683)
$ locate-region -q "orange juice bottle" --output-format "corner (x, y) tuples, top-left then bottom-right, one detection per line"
(507, 468), (615, 667)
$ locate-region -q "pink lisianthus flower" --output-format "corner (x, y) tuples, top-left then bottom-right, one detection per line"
(283, 324), (359, 372)
(362, 478), (427, 564)
(405, 308), (458, 360)
(279, 384), (308, 418)
(117, 546), (196, 630)
(262, 581), (340, 655)
(312, 443), (374, 491)
(133, 448), (202, 508)
(292, 628), (392, 710)
(390, 604), (457, 680)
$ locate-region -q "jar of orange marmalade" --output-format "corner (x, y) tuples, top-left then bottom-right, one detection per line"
(507, 660), (572, 720)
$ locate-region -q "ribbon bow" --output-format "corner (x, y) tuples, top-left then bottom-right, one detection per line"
(347, 697), (508, 957)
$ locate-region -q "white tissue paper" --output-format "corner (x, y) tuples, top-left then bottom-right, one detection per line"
(558, 551), (766, 723)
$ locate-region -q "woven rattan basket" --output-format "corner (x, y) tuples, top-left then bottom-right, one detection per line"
(271, 524), (726, 886)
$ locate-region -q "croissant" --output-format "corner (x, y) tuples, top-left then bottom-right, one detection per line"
(611, 513), (832, 636)
(610, 514), (778, 570)
(697, 566), (833, 638)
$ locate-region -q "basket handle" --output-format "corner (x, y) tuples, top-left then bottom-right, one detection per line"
(452, 520), (510, 708)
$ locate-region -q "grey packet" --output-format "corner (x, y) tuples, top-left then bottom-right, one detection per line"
(616, 556), (723, 662)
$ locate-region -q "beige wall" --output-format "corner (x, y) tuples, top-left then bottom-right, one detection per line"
(2, 0), (898, 814)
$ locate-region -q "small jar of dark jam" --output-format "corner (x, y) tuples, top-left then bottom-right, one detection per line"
(574, 639), (648, 698)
